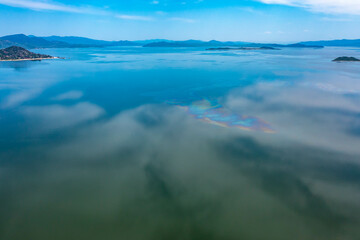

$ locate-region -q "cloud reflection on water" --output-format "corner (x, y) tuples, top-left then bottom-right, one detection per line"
(2, 99), (360, 239)
(226, 81), (360, 156)
(52, 90), (84, 101)
(21, 102), (104, 132)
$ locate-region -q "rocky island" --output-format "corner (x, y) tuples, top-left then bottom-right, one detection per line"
(0, 46), (56, 61)
(333, 56), (360, 62)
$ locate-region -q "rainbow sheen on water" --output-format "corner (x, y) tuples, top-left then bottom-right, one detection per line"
(170, 99), (274, 133)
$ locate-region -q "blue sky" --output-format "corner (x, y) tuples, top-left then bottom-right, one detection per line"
(1, 0), (360, 42)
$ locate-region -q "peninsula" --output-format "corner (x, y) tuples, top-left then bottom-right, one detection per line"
(0, 46), (56, 61)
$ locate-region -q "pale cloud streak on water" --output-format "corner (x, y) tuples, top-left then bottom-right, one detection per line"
(10, 101), (359, 239)
(21, 102), (104, 132)
(52, 90), (84, 101)
(226, 80), (360, 157)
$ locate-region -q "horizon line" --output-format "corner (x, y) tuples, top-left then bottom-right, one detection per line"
(1, 33), (360, 44)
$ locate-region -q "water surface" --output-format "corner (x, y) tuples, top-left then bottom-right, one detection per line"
(1, 46), (360, 240)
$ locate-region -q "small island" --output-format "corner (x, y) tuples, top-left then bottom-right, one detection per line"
(0, 46), (57, 61)
(206, 46), (279, 51)
(333, 56), (360, 62)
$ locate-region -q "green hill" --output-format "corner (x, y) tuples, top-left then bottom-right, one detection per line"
(0, 46), (54, 61)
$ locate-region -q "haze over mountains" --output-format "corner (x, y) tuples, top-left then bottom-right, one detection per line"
(299, 39), (360, 47)
(142, 41), (323, 49)
(1, 34), (360, 49)
(0, 34), (141, 49)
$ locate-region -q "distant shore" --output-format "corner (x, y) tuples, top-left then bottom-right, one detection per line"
(0, 57), (60, 62)
(206, 47), (279, 51)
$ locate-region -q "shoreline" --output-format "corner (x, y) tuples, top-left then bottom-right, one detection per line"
(206, 47), (279, 51)
(0, 57), (60, 62)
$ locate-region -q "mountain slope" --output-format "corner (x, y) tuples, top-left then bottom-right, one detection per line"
(42, 36), (141, 46)
(0, 34), (68, 48)
(0, 34), (140, 48)
(301, 39), (360, 47)
(41, 36), (109, 45)
(0, 39), (14, 48)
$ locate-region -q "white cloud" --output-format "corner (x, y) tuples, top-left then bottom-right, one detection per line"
(170, 17), (195, 23)
(0, 0), (153, 21)
(257, 0), (360, 15)
(116, 14), (154, 21)
(321, 17), (352, 22)
(156, 10), (166, 15)
(0, 0), (103, 14)
(0, 0), (197, 23)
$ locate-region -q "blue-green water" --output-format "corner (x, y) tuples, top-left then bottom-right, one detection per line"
(1, 46), (360, 240)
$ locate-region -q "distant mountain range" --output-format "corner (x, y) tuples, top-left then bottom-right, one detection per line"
(1, 34), (360, 49)
(142, 41), (323, 48)
(300, 39), (360, 47)
(0, 34), (142, 49)
(142, 40), (249, 48)
(1, 34), (69, 48)
(40, 36), (141, 47)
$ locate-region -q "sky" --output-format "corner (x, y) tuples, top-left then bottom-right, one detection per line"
(1, 0), (360, 42)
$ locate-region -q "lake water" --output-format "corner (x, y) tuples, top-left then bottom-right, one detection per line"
(1, 46), (360, 240)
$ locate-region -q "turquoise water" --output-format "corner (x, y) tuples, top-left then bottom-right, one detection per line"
(1, 46), (360, 240)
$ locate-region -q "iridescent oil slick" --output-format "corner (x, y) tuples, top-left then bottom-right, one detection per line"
(168, 99), (275, 133)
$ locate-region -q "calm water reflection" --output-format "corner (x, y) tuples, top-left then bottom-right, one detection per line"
(1, 47), (360, 240)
